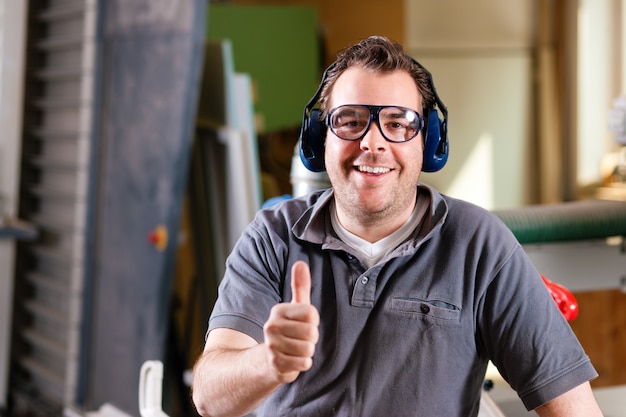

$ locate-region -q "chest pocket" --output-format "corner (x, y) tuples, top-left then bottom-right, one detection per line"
(390, 297), (461, 322)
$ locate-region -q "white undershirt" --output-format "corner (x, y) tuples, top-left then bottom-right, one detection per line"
(330, 198), (427, 268)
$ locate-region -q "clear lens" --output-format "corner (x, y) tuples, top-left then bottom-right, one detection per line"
(329, 106), (371, 139)
(379, 107), (420, 141)
(328, 105), (422, 142)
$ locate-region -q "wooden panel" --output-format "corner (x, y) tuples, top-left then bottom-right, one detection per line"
(569, 289), (626, 387)
(317, 0), (404, 65)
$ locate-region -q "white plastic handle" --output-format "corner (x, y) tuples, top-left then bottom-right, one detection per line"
(139, 360), (169, 417)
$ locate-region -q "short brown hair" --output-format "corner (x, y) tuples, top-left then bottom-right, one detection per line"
(318, 36), (436, 118)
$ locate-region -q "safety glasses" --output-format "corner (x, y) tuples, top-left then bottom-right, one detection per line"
(326, 104), (424, 143)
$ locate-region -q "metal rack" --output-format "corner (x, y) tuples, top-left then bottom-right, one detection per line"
(11, 0), (97, 412)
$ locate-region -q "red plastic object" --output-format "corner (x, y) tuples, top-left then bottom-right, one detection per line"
(147, 225), (168, 251)
(541, 275), (579, 321)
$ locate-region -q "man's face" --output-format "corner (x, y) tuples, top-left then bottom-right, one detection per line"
(324, 66), (424, 224)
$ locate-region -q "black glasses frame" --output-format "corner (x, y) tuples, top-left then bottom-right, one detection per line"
(326, 104), (424, 143)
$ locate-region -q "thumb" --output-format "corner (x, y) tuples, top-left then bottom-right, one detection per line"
(290, 261), (311, 305)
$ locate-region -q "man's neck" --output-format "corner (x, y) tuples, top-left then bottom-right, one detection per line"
(333, 199), (418, 243)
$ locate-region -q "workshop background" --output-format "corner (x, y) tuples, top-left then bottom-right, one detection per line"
(0, 0), (625, 416)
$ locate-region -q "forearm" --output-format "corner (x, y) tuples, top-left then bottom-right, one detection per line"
(193, 266), (318, 417)
(534, 382), (603, 417)
(192, 343), (282, 417)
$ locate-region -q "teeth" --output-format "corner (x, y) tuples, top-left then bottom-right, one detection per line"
(357, 166), (391, 174)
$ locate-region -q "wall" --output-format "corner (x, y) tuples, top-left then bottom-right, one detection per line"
(407, 0), (535, 210)
(577, 0), (623, 186)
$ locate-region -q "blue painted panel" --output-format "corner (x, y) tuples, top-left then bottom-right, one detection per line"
(84, 1), (206, 414)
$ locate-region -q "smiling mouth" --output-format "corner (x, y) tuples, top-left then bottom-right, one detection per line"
(356, 165), (392, 174)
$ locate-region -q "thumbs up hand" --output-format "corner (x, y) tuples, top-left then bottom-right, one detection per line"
(263, 261), (320, 384)
(290, 260), (312, 305)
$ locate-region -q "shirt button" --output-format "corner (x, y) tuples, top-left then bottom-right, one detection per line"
(420, 304), (430, 314)
(361, 277), (369, 285)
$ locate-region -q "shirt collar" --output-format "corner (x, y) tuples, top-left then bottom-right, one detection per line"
(292, 184), (449, 248)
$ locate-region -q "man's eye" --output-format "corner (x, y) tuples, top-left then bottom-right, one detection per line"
(337, 117), (362, 128)
(387, 121), (407, 130)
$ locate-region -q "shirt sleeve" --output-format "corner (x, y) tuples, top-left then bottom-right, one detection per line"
(207, 214), (290, 343)
(478, 246), (598, 410)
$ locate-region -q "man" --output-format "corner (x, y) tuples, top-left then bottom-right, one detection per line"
(192, 36), (602, 416)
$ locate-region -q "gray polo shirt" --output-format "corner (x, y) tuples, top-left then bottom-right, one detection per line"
(208, 184), (597, 416)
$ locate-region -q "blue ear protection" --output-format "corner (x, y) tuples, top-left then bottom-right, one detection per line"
(298, 59), (449, 173)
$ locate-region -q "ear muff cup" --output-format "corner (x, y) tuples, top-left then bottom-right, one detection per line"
(299, 108), (327, 172)
(421, 107), (449, 173)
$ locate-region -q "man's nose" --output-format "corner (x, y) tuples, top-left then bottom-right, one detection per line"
(359, 120), (388, 151)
